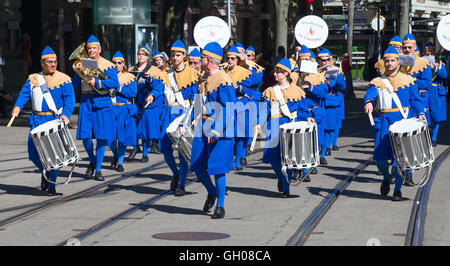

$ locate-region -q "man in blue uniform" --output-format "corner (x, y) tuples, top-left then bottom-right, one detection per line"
(187, 41), (237, 218)
(73, 35), (120, 181)
(364, 46), (426, 201)
(12, 46), (75, 195)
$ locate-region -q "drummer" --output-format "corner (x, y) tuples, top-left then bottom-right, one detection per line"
(159, 40), (199, 196)
(187, 41), (237, 218)
(254, 58), (315, 197)
(73, 35), (120, 182)
(109, 51), (138, 172)
(363, 45), (426, 201)
(11, 46), (75, 195)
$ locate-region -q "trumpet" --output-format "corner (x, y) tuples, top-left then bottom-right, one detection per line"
(69, 42), (110, 95)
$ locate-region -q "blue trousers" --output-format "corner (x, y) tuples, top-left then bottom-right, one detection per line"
(321, 129), (334, 158)
(110, 141), (126, 166)
(163, 151), (188, 188)
(376, 160), (404, 192)
(235, 137), (249, 168)
(83, 139), (108, 173)
(195, 170), (226, 208)
(430, 121), (439, 142)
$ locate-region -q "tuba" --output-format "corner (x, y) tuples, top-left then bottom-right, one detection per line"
(69, 42), (110, 95)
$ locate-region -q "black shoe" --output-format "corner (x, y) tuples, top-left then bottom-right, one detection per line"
(392, 190), (403, 201)
(332, 146), (339, 151)
(211, 206), (225, 219)
(403, 172), (414, 186)
(432, 141), (437, 147)
(116, 165), (124, 172)
(203, 194), (217, 212)
(47, 186), (62, 196)
(128, 149), (138, 160)
(380, 180), (390, 195)
(85, 163), (95, 177)
(94, 171), (105, 181)
(141, 155), (149, 163)
(174, 186), (186, 196)
(281, 191), (290, 198)
(110, 157), (118, 168)
(277, 181), (283, 192)
(302, 172), (311, 182)
(310, 167), (318, 174)
(240, 157), (248, 166)
(320, 157), (328, 165)
(170, 176), (179, 191)
(235, 167), (243, 171)
(154, 146), (161, 154)
(41, 175), (49, 191)
(292, 170), (300, 181)
(325, 148), (331, 156)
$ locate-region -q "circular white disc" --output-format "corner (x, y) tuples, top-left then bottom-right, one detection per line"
(295, 15), (329, 49)
(193, 16), (230, 49)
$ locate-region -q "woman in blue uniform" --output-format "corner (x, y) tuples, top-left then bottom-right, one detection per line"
(255, 58), (314, 198)
(109, 51), (138, 172)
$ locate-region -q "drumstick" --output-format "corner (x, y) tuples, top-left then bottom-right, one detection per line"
(250, 130), (259, 152)
(6, 115), (16, 128)
(368, 112), (375, 126)
(144, 101), (150, 109)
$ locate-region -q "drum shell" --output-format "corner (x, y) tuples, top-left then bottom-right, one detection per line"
(389, 118), (435, 171)
(166, 115), (194, 162)
(30, 119), (79, 172)
(280, 122), (320, 169)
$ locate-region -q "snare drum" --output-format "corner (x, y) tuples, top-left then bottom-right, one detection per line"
(30, 119), (79, 173)
(280, 121), (319, 170)
(389, 118), (434, 171)
(166, 115), (194, 162)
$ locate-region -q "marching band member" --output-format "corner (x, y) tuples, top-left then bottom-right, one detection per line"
(159, 40), (199, 196)
(364, 46), (426, 201)
(400, 33), (432, 186)
(289, 42), (302, 69)
(153, 50), (168, 72)
(109, 51), (138, 172)
(130, 48), (164, 161)
(188, 48), (202, 73)
(128, 47), (154, 160)
(224, 45), (258, 170)
(187, 41), (237, 219)
(374, 36), (402, 77)
(425, 42), (447, 147)
(12, 46), (75, 195)
(73, 35), (120, 181)
(255, 58), (314, 197)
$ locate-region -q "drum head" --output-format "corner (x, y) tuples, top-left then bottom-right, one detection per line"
(280, 121), (316, 131)
(30, 119), (63, 135)
(389, 118), (426, 135)
(166, 115), (185, 134)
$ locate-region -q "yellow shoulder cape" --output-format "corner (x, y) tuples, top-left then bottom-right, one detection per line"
(28, 71), (72, 90)
(369, 72), (415, 92)
(160, 64), (199, 90)
(226, 65), (252, 84)
(262, 83), (306, 103)
(198, 70), (236, 95)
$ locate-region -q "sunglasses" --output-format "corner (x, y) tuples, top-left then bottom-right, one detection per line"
(227, 57), (237, 61)
(113, 61), (124, 65)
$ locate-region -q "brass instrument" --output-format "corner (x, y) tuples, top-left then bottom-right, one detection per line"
(69, 42), (110, 95)
(399, 64), (413, 74)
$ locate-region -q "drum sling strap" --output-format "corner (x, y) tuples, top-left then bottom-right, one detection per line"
(382, 76), (432, 187)
(36, 73), (76, 186)
(272, 85), (297, 121)
(167, 69), (190, 110)
(381, 76), (408, 119)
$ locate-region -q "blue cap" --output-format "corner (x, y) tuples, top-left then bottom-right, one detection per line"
(402, 33), (416, 44)
(235, 42), (245, 53)
(276, 58), (292, 73)
(139, 46), (151, 55)
(152, 50), (163, 60)
(389, 36), (402, 47)
(227, 45), (240, 57)
(310, 51), (317, 62)
(41, 46), (56, 60)
(87, 35), (100, 47)
(112, 51), (125, 62)
(298, 45), (312, 57)
(425, 42), (435, 47)
(189, 48), (201, 60)
(295, 42), (302, 49)
(318, 48), (332, 58)
(202, 42), (223, 61)
(383, 45), (400, 59)
(171, 40), (186, 53)
(246, 46), (255, 55)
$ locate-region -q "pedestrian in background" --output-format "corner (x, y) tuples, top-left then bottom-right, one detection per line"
(342, 53), (355, 99)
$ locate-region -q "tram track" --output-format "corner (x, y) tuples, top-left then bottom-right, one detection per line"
(0, 159), (168, 228)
